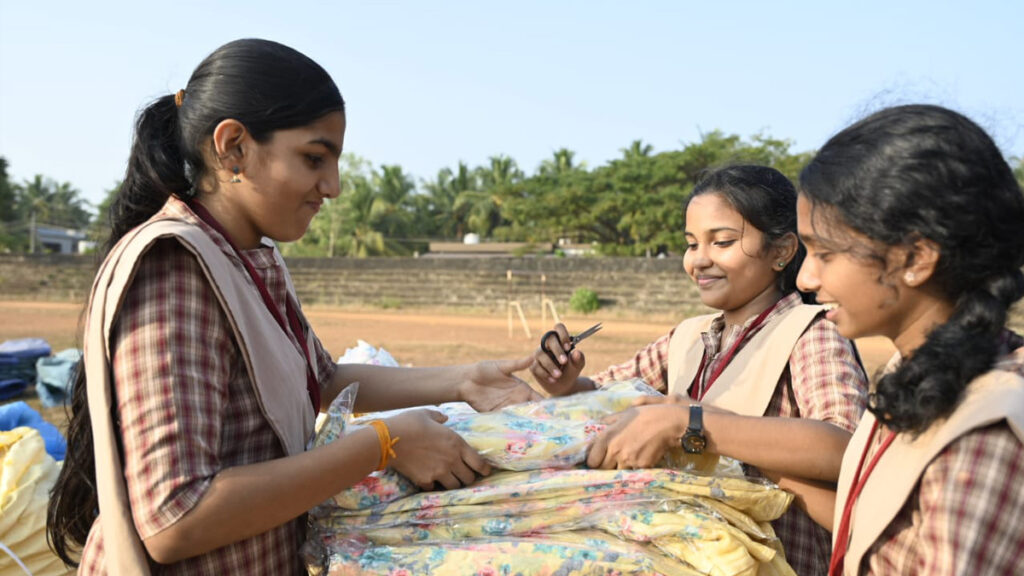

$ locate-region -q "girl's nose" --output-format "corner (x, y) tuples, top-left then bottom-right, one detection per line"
(796, 257), (820, 293)
(320, 172), (341, 199)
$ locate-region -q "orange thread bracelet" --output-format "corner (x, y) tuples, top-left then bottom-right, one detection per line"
(368, 420), (400, 471)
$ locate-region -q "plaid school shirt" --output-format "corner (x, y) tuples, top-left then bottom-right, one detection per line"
(79, 198), (337, 575)
(858, 334), (1024, 576)
(593, 291), (869, 576)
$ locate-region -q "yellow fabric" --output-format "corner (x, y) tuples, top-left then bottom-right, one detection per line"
(0, 427), (73, 576)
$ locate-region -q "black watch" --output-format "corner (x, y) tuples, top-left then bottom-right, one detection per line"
(681, 404), (707, 454)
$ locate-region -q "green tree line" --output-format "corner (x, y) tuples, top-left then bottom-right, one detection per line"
(3, 134), (1024, 256)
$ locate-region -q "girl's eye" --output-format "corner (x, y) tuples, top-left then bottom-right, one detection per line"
(306, 154), (324, 168)
(814, 251), (834, 262)
(712, 240), (736, 248)
(686, 243), (698, 251)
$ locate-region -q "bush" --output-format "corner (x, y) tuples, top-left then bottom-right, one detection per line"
(569, 288), (600, 314)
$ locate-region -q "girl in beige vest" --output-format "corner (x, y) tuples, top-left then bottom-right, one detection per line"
(45, 39), (539, 575)
(533, 165), (869, 575)
(795, 104), (1024, 575)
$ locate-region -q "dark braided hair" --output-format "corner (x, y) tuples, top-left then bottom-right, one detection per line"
(800, 104), (1024, 434)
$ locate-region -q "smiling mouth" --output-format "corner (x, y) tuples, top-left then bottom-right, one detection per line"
(696, 276), (724, 288)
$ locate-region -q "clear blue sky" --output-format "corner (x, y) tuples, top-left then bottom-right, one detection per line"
(1, 0), (1021, 209)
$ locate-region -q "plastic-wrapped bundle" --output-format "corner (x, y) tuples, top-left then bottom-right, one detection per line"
(0, 427), (72, 575)
(307, 381), (798, 575)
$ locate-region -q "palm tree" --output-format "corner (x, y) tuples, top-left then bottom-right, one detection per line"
(456, 156), (521, 237)
(620, 140), (653, 162)
(538, 148), (578, 176)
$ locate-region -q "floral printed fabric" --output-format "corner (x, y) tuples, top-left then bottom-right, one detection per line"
(307, 382), (797, 576)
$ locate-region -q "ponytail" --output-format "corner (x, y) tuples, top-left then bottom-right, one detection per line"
(106, 94), (190, 253)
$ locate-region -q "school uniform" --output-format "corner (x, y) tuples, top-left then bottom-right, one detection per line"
(833, 339), (1024, 575)
(593, 291), (868, 575)
(80, 197), (336, 575)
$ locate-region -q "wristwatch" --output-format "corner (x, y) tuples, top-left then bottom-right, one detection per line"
(681, 404), (707, 454)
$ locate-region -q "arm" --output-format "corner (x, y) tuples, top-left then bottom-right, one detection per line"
(322, 357), (541, 414)
(586, 402), (851, 481)
(144, 409), (486, 563)
(761, 471), (836, 530)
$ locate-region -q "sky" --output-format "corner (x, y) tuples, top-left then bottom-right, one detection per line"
(1, 0), (1022, 209)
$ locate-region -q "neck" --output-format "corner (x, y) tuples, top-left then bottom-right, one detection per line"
(193, 194), (261, 249)
(722, 285), (783, 328)
(892, 296), (955, 359)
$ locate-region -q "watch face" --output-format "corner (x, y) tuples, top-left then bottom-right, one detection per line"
(682, 432), (706, 454)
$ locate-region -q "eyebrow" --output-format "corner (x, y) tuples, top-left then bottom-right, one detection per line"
(684, 227), (741, 236)
(308, 137), (341, 156)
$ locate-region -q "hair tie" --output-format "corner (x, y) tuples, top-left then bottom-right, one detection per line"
(174, 89), (186, 108)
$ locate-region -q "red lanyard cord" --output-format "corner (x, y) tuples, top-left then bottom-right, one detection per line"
(690, 300), (780, 401)
(829, 420), (897, 576)
(188, 201), (321, 412)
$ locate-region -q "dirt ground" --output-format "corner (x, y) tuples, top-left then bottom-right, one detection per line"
(0, 300), (895, 431)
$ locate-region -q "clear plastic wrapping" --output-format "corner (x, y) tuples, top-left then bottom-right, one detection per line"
(307, 380), (798, 575)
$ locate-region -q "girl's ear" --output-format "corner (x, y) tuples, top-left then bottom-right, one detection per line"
(896, 237), (942, 288)
(211, 118), (251, 173)
(771, 232), (800, 269)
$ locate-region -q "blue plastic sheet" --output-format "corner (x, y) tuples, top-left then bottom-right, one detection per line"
(0, 401), (66, 461)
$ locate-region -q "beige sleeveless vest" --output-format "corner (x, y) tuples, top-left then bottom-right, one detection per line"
(833, 366), (1024, 575)
(84, 217), (318, 573)
(666, 304), (823, 415)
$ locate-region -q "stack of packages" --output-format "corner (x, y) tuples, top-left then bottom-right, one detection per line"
(305, 379), (797, 576)
(0, 339), (52, 401)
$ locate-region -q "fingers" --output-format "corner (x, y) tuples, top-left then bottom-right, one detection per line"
(586, 434), (608, 469)
(499, 355), (534, 374)
(425, 409), (448, 423)
(461, 445), (492, 477)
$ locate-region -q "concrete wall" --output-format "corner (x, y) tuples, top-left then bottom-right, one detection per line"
(2, 254), (1023, 331)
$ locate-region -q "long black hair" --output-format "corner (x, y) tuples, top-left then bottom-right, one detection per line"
(800, 104), (1024, 434)
(687, 164), (807, 298)
(47, 38), (345, 566)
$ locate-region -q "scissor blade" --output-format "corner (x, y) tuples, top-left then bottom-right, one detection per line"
(572, 322), (603, 345)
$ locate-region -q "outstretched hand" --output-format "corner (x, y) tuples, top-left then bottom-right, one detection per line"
(458, 356), (542, 412)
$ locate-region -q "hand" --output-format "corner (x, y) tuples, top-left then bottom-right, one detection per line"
(531, 323), (586, 396)
(586, 404), (689, 469)
(458, 356), (542, 412)
(385, 409), (491, 491)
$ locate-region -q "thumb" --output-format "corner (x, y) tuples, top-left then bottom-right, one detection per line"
(498, 355), (534, 374)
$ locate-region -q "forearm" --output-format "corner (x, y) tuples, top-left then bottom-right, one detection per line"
(762, 471), (837, 530)
(324, 363), (472, 412)
(705, 413), (851, 482)
(143, 426), (380, 564)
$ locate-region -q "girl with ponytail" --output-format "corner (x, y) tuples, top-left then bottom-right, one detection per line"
(796, 104), (1024, 575)
(46, 38), (538, 575)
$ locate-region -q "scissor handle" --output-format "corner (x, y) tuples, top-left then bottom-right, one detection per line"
(539, 330), (565, 365)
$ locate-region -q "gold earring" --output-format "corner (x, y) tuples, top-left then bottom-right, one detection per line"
(230, 166), (242, 184)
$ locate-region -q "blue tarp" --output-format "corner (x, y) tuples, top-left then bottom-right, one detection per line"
(0, 338), (52, 399)
(36, 348), (82, 407)
(0, 401), (66, 461)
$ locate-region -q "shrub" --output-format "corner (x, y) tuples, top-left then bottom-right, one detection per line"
(569, 288), (600, 314)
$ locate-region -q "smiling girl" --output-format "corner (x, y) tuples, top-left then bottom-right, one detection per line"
(46, 39), (537, 575)
(796, 104), (1024, 576)
(534, 165), (869, 575)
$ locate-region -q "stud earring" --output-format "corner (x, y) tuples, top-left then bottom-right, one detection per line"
(905, 272), (915, 283)
(776, 261), (787, 269)
(230, 166), (242, 184)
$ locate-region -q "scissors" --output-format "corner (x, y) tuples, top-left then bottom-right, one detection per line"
(540, 322), (603, 365)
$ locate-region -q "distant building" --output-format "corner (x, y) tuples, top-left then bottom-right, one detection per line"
(35, 225), (87, 254)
